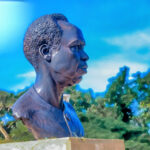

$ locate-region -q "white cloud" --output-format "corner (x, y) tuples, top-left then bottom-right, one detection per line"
(80, 55), (149, 92)
(104, 29), (150, 50)
(17, 71), (36, 78)
(11, 71), (36, 92)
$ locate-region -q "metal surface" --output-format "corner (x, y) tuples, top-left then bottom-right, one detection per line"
(12, 14), (89, 139)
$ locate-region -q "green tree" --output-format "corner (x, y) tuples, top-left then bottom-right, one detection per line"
(130, 71), (150, 127)
(105, 67), (135, 123)
(64, 85), (92, 112)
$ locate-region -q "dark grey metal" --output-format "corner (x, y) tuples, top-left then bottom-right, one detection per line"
(12, 14), (89, 139)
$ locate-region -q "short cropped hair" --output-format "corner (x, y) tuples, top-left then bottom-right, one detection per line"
(23, 14), (68, 70)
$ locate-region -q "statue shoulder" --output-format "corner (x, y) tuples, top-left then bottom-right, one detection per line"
(11, 88), (34, 120)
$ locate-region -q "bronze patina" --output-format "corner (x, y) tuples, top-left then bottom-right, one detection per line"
(12, 14), (89, 139)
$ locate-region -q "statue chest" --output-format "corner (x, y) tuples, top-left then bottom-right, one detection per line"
(12, 93), (84, 139)
(23, 107), (71, 139)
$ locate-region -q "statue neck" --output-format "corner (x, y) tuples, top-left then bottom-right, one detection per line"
(34, 70), (64, 109)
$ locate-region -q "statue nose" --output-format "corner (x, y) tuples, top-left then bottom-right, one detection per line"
(80, 50), (89, 61)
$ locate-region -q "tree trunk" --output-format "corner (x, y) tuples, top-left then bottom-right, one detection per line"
(0, 124), (10, 140)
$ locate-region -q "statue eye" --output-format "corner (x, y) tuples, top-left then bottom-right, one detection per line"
(70, 45), (83, 52)
(77, 45), (83, 50)
(77, 45), (81, 50)
(70, 46), (77, 51)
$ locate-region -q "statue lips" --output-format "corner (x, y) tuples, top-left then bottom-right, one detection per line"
(62, 64), (87, 84)
(72, 65), (88, 84)
(82, 65), (88, 73)
(77, 64), (88, 75)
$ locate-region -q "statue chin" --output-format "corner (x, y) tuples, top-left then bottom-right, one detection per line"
(65, 77), (82, 87)
(72, 76), (82, 85)
(56, 73), (83, 87)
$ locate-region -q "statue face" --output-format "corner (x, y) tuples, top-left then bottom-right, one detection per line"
(50, 21), (89, 86)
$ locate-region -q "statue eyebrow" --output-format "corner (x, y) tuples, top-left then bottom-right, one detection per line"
(68, 40), (85, 47)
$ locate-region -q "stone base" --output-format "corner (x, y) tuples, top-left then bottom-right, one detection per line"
(0, 137), (125, 150)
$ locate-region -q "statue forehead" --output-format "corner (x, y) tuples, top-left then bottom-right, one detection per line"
(58, 20), (85, 46)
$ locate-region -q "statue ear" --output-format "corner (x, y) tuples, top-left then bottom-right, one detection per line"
(39, 44), (51, 62)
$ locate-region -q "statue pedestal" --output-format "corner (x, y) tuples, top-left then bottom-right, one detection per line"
(0, 137), (125, 150)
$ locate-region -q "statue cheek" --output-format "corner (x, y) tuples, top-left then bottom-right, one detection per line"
(69, 51), (80, 63)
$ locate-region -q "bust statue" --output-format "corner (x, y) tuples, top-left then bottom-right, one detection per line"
(12, 14), (89, 139)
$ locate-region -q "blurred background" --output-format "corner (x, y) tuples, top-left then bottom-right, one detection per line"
(0, 1), (150, 149)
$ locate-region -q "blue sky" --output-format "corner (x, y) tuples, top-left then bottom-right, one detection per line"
(0, 0), (150, 93)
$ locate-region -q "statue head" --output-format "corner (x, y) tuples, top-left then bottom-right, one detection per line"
(24, 13), (89, 87)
